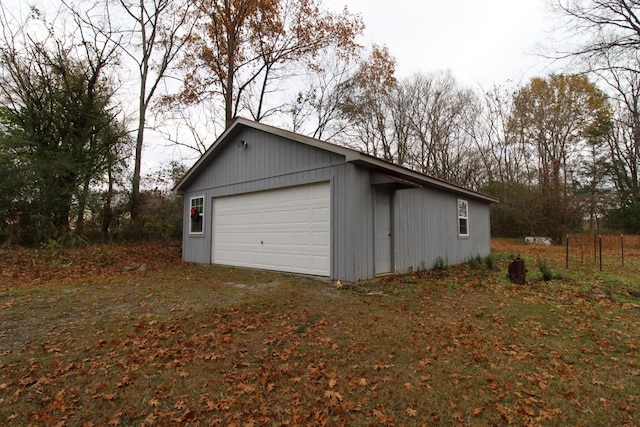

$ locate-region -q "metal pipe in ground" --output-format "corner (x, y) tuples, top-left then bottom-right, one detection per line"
(599, 234), (603, 272)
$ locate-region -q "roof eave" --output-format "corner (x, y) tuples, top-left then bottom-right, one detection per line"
(347, 155), (498, 204)
(172, 118), (246, 195)
(172, 117), (499, 204)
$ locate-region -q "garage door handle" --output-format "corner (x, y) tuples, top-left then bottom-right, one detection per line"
(261, 240), (264, 245)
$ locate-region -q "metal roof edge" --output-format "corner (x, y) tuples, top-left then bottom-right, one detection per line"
(173, 117), (499, 204)
(172, 117), (247, 194)
(349, 155), (499, 203)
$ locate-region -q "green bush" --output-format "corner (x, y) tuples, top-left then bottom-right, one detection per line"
(433, 256), (449, 271)
(537, 259), (564, 282)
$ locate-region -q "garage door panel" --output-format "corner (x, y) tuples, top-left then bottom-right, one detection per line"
(277, 231), (293, 244)
(312, 231), (329, 246)
(213, 182), (330, 276)
(278, 211), (293, 223)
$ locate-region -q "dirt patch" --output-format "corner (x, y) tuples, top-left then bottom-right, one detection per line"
(228, 281), (281, 291)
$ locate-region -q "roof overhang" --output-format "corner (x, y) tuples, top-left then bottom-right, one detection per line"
(372, 172), (422, 189)
(173, 117), (499, 204)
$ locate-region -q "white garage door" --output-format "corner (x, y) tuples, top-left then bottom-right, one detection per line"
(212, 182), (330, 276)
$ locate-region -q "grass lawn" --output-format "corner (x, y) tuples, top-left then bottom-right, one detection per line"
(1, 238), (639, 425)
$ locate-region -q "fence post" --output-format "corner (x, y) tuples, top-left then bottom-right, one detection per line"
(566, 234), (569, 269)
(621, 234), (625, 267)
(599, 234), (603, 272)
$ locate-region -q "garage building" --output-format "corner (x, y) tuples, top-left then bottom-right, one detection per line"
(173, 118), (497, 282)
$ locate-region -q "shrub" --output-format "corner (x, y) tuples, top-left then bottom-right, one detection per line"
(537, 259), (564, 282)
(484, 254), (495, 270)
(434, 256), (449, 271)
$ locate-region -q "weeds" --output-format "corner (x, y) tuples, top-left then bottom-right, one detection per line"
(537, 258), (565, 281)
(466, 254), (495, 271)
(484, 254), (495, 270)
(466, 254), (484, 269)
(433, 256), (449, 271)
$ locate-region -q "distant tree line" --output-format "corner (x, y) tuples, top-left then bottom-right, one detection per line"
(1, 0), (639, 246)
(288, 0), (640, 240)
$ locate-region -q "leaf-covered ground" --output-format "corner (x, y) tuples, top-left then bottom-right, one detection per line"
(1, 239), (639, 425)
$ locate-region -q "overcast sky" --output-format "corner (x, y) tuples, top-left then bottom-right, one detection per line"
(2, 0), (565, 173)
(325, 0), (560, 87)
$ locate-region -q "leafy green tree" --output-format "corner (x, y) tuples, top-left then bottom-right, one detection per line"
(481, 181), (542, 237)
(0, 30), (127, 244)
(0, 125), (34, 245)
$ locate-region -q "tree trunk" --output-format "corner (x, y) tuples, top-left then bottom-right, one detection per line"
(131, 124), (144, 225)
(131, 53), (149, 229)
(225, 46), (235, 127)
(75, 177), (91, 236)
(102, 161), (114, 242)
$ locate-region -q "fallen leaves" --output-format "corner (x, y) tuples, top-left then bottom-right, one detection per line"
(372, 408), (391, 424)
(0, 242), (182, 289)
(372, 362), (393, 370)
(2, 240), (640, 425)
(323, 390), (343, 402)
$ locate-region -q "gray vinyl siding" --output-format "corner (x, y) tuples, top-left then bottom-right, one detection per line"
(184, 127), (344, 193)
(336, 165), (375, 281)
(180, 124), (493, 281)
(393, 188), (491, 273)
(182, 164), (375, 281)
(181, 127), (364, 280)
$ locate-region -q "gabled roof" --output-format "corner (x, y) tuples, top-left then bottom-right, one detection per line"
(173, 117), (498, 203)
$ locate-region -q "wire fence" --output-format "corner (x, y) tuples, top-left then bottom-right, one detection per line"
(563, 233), (636, 271)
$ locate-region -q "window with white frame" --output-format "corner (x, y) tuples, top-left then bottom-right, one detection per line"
(458, 199), (469, 237)
(190, 196), (204, 234)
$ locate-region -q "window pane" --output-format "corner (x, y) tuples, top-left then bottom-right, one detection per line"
(190, 197), (204, 233)
(458, 200), (468, 217)
(458, 199), (468, 236)
(459, 218), (468, 236)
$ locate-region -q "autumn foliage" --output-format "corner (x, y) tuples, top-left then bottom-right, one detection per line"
(1, 239), (640, 425)
(175, 0), (364, 126)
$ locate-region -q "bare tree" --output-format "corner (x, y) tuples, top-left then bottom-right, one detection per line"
(386, 79), (414, 167)
(403, 71), (480, 186)
(151, 103), (219, 161)
(64, 0), (196, 226)
(554, 0), (640, 63)
(603, 59), (640, 203)
(340, 64), (483, 187)
(287, 52), (356, 141)
(472, 84), (535, 185)
(552, 1), (640, 228)
(339, 45), (398, 160)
